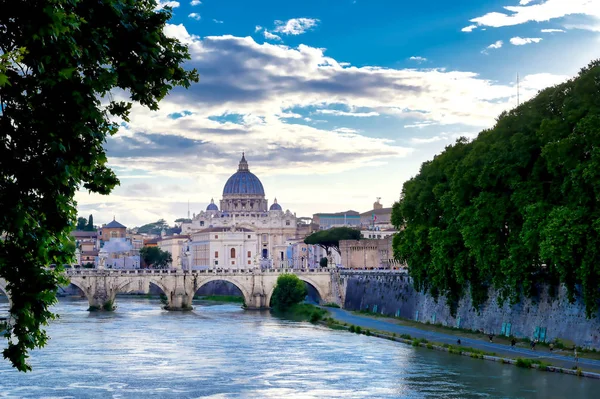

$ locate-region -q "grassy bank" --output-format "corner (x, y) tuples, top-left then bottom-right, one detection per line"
(320, 316), (599, 379)
(272, 303), (328, 323)
(195, 295), (244, 303)
(351, 309), (600, 361)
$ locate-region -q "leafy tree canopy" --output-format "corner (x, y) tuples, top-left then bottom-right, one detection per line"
(0, 0), (198, 371)
(392, 60), (600, 317)
(75, 217), (87, 231)
(304, 227), (361, 255)
(174, 218), (192, 224)
(139, 246), (172, 269)
(271, 274), (307, 311)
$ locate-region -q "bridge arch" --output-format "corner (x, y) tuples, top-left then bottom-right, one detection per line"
(194, 276), (252, 306)
(144, 277), (171, 298)
(266, 275), (328, 308)
(65, 278), (94, 307)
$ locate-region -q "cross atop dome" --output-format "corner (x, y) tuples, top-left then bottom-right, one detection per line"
(238, 152), (249, 171)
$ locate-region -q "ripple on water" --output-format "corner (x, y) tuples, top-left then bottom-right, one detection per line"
(0, 297), (596, 399)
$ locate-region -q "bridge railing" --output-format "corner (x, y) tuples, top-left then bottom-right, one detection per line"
(65, 267), (336, 277)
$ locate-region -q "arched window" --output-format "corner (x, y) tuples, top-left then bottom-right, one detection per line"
(230, 248), (236, 258)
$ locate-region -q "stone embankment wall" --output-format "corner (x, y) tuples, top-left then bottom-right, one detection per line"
(342, 272), (600, 349)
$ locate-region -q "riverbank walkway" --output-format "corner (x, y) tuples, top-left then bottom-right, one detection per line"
(326, 308), (600, 373)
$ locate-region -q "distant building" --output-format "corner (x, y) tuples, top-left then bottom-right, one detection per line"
(361, 227), (397, 240)
(100, 218), (127, 242)
(158, 235), (190, 268)
(101, 238), (140, 269)
(185, 227), (256, 270)
(181, 154), (307, 265)
(312, 210), (360, 230)
(339, 236), (404, 269)
(71, 230), (99, 266)
(143, 237), (161, 248)
(359, 199), (393, 229)
(127, 233), (147, 252)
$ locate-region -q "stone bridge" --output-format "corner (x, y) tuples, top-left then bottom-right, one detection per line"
(1, 268), (342, 311)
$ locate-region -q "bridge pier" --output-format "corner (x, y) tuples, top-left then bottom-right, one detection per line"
(86, 280), (118, 311)
(245, 293), (268, 310)
(165, 286), (193, 311)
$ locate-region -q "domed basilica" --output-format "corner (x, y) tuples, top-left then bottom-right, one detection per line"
(181, 154), (299, 268)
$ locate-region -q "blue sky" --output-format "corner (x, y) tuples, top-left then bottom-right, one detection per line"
(77, 0), (600, 227)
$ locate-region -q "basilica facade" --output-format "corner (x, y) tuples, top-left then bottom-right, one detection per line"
(181, 154), (299, 269)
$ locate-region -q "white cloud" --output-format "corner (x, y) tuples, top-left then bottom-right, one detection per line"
(155, 0), (180, 10)
(190, 0), (201, 5)
(318, 110), (380, 117)
(213, 19), (224, 24)
(564, 23), (600, 32)
(510, 36), (542, 45)
(519, 72), (570, 90)
(263, 31), (281, 41)
(274, 18), (320, 35)
(519, 0), (535, 4)
(461, 24), (478, 32)
(409, 56), (427, 63)
(541, 28), (565, 32)
(410, 131), (480, 144)
(188, 13), (201, 21)
(255, 25), (263, 32)
(94, 25), (571, 225)
(468, 0), (599, 29)
(410, 136), (447, 144)
(487, 40), (504, 49)
(163, 24), (199, 45)
(404, 121), (437, 129)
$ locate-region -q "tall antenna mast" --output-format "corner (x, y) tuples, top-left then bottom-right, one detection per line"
(187, 200), (190, 219)
(517, 73), (520, 107)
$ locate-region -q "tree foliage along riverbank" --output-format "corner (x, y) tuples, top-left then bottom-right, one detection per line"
(0, 1), (198, 371)
(271, 274), (307, 311)
(391, 60), (600, 317)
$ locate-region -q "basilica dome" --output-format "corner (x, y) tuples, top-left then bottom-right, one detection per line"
(223, 153), (265, 196)
(269, 198), (282, 211)
(206, 198), (218, 211)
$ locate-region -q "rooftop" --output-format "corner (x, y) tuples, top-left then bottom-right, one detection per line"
(160, 235), (190, 241)
(360, 207), (393, 217)
(104, 219), (127, 229)
(314, 210), (360, 217)
(71, 230), (98, 238)
(196, 226), (255, 233)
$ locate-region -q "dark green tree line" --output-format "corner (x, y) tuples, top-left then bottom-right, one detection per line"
(0, 0), (198, 371)
(75, 214), (95, 231)
(304, 227), (361, 255)
(392, 60), (600, 317)
(139, 246), (172, 269)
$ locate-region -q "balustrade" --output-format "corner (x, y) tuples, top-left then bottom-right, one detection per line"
(64, 266), (341, 278)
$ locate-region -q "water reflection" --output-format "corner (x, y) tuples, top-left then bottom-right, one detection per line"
(0, 297), (595, 398)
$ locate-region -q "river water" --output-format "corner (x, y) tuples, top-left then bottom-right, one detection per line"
(0, 297), (596, 398)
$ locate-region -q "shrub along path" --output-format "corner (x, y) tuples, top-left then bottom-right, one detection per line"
(326, 308), (600, 373)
